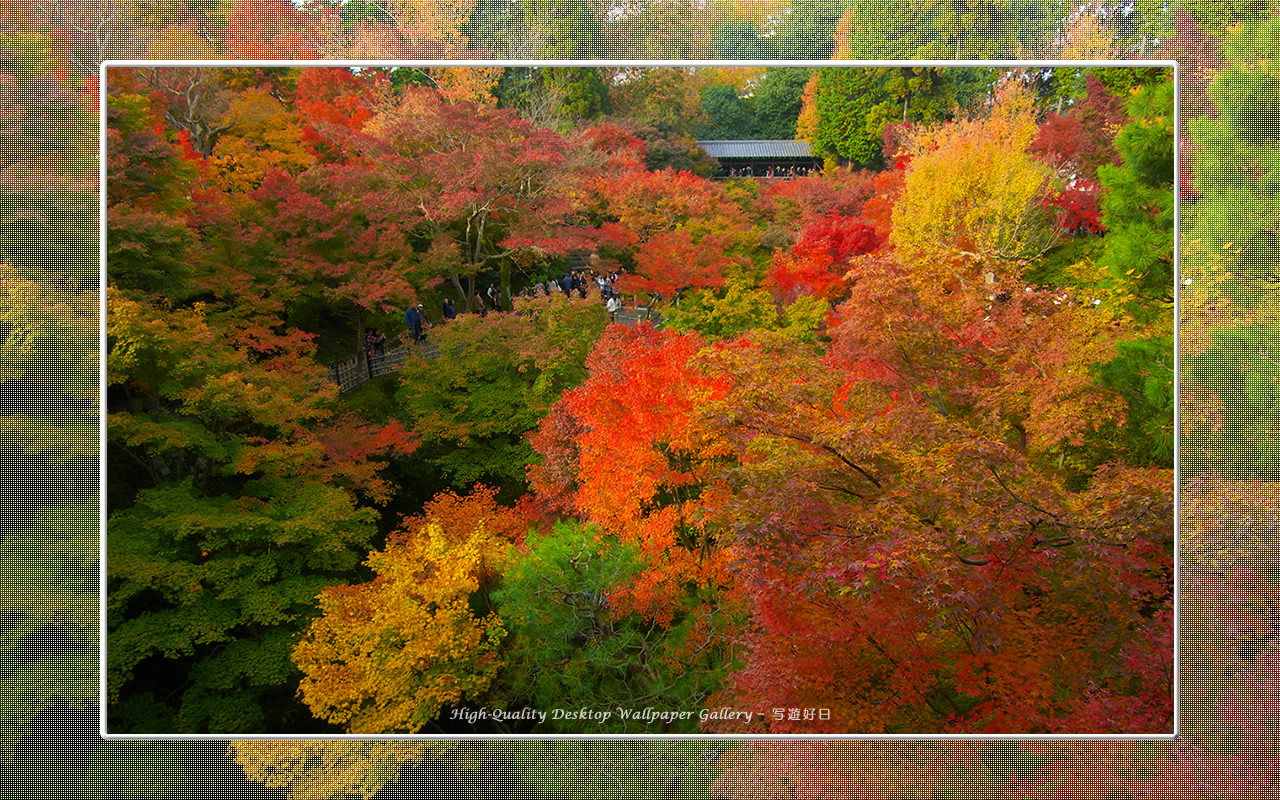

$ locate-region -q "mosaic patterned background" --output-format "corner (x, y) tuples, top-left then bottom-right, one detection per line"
(0, 0), (1271, 796)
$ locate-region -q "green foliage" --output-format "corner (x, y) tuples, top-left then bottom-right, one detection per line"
(0, 32), (96, 282)
(1181, 0), (1280, 36)
(610, 118), (719, 176)
(695, 84), (757, 140)
(514, 0), (607, 58)
(751, 68), (812, 139)
(105, 282), (403, 731)
(108, 207), (197, 301)
(1095, 78), (1176, 317)
(769, 0), (845, 59)
(498, 740), (729, 799)
(1094, 335), (1175, 468)
(1182, 21), (1280, 479)
(1024, 237), (1108, 288)
(665, 274), (828, 343)
(812, 70), (886, 167)
(338, 0), (395, 27)
(1186, 319), (1280, 480)
(491, 520), (730, 733)
(711, 18), (774, 60)
(546, 67), (608, 120)
(107, 479), (378, 731)
(1091, 66), (1174, 98)
(812, 68), (954, 168)
(398, 296), (605, 498)
(836, 0), (1064, 59)
(1189, 20), (1280, 282)
(337, 372), (401, 425)
(494, 67), (608, 125)
(0, 504), (97, 762)
(77, 741), (191, 800)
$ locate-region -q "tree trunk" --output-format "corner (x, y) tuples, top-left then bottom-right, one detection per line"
(449, 269), (467, 309)
(499, 260), (511, 312)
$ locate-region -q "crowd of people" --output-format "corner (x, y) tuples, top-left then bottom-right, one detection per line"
(722, 165), (813, 178)
(393, 269), (630, 348)
(353, 269), (635, 383)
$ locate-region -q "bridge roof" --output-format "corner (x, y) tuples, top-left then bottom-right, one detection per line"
(697, 140), (815, 159)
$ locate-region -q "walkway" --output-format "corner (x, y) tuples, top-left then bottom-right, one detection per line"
(326, 309), (662, 394)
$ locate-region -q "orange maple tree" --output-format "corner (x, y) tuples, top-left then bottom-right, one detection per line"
(529, 324), (734, 624)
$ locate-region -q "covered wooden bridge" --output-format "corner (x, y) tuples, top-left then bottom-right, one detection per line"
(697, 139), (821, 179)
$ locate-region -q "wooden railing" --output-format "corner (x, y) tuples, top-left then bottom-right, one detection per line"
(327, 339), (440, 394)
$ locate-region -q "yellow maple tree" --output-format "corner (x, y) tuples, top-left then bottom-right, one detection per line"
(292, 493), (516, 733)
(890, 80), (1062, 273)
(229, 741), (439, 800)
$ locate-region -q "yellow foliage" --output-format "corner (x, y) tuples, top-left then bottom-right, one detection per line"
(229, 741), (443, 800)
(292, 517), (512, 732)
(430, 66), (504, 105)
(1059, 15), (1118, 61)
(831, 8), (854, 60)
(891, 81), (1060, 275)
(387, 0), (476, 46)
(209, 88), (314, 194)
(794, 72), (819, 142)
(143, 25), (221, 60)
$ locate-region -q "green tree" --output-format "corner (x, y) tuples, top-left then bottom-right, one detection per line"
(491, 520), (731, 733)
(105, 289), (411, 733)
(0, 31), (96, 282)
(812, 67), (954, 168)
(0, 24), (99, 763)
(664, 273), (828, 343)
(105, 88), (199, 300)
(711, 17), (774, 60)
(1096, 76), (1176, 315)
(1181, 0), (1279, 36)
(695, 83), (757, 140)
(397, 295), (605, 499)
(494, 67), (608, 127)
(769, 0), (844, 59)
(1183, 20), (1280, 479)
(836, 0), (1063, 59)
(751, 67), (811, 139)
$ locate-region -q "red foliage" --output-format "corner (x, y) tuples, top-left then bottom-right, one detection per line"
(315, 416), (420, 504)
(880, 120), (914, 169)
(528, 325), (732, 623)
(767, 213), (883, 302)
(292, 68), (387, 160)
(525, 399), (584, 515)
(1041, 181), (1104, 235)
(858, 166), (906, 242)
(756, 170), (878, 229)
(394, 484), (531, 555)
(576, 122), (648, 171)
(617, 229), (736, 299)
(1030, 74), (1126, 181)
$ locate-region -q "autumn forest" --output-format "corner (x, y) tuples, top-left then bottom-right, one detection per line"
(104, 64), (1176, 739)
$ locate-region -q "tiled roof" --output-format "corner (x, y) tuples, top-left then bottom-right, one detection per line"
(697, 140), (815, 159)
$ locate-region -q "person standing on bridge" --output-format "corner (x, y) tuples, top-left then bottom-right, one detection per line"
(405, 304), (421, 342)
(365, 328), (386, 379)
